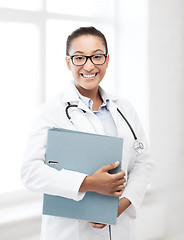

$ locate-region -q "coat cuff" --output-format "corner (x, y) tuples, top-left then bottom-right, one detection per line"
(59, 169), (87, 201)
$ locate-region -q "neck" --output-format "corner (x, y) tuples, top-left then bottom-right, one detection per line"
(76, 86), (100, 102)
(76, 85), (103, 111)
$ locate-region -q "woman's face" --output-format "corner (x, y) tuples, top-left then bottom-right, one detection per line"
(66, 35), (109, 94)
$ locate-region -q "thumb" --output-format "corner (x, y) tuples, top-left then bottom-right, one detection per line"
(101, 161), (120, 172)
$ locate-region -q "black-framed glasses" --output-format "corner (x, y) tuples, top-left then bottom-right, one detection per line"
(68, 54), (108, 66)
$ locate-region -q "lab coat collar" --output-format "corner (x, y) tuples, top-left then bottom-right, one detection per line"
(63, 81), (81, 103)
(63, 82), (92, 114)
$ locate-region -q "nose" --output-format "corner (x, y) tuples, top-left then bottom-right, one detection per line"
(83, 58), (95, 71)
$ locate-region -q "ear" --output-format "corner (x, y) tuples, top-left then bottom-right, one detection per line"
(66, 57), (71, 70)
(106, 54), (110, 68)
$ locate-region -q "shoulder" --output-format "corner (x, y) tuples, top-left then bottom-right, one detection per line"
(101, 86), (133, 110)
(38, 92), (65, 112)
(106, 91), (136, 115)
(100, 85), (137, 117)
(116, 98), (136, 115)
(34, 82), (78, 125)
(34, 92), (65, 126)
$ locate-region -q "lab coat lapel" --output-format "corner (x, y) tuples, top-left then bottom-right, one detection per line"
(108, 99), (120, 134)
(108, 97), (127, 139)
(77, 100), (105, 135)
(77, 100), (92, 114)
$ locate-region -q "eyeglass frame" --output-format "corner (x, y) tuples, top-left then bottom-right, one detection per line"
(67, 53), (108, 66)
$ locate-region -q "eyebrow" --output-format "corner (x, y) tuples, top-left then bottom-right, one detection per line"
(93, 49), (104, 53)
(72, 49), (105, 55)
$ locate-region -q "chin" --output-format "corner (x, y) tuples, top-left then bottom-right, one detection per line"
(81, 81), (100, 90)
(76, 78), (101, 91)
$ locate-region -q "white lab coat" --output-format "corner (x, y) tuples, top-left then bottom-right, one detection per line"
(21, 82), (153, 240)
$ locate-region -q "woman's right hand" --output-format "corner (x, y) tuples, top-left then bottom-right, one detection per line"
(79, 161), (126, 197)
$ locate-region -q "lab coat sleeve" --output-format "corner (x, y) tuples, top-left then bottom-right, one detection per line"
(120, 100), (154, 218)
(20, 103), (87, 201)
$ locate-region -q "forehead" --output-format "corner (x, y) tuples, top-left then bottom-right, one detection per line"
(69, 35), (106, 54)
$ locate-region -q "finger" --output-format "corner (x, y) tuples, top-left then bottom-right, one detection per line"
(115, 178), (126, 186)
(112, 190), (123, 197)
(101, 161), (120, 172)
(115, 185), (125, 191)
(89, 222), (106, 229)
(94, 224), (106, 229)
(112, 170), (126, 181)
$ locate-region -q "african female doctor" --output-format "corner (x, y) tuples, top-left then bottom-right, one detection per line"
(21, 26), (153, 240)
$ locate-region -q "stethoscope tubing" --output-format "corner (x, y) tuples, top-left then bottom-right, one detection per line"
(116, 108), (137, 140)
(66, 102), (86, 120)
(65, 102), (144, 154)
(66, 102), (137, 140)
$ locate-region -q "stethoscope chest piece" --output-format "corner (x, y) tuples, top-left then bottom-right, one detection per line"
(134, 140), (144, 154)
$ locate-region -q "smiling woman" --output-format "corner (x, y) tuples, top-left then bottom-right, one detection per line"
(21, 26), (153, 240)
(0, 1), (152, 240)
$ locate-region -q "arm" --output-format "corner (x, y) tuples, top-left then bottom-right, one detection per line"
(119, 99), (154, 218)
(21, 104), (87, 201)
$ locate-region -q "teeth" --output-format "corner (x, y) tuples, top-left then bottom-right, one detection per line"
(82, 74), (96, 78)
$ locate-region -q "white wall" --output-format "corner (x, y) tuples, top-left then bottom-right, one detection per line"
(1, 1), (184, 239)
(117, 0), (150, 136)
(149, 0), (184, 239)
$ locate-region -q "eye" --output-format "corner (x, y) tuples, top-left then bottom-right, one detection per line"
(73, 55), (85, 60)
(93, 54), (103, 59)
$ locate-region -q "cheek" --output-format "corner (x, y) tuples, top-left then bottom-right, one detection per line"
(100, 67), (107, 77)
(70, 65), (77, 73)
(71, 68), (81, 78)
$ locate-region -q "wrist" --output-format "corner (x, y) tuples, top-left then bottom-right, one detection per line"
(79, 175), (93, 192)
(118, 197), (131, 217)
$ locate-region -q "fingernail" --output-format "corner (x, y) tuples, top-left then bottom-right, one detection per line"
(115, 161), (119, 165)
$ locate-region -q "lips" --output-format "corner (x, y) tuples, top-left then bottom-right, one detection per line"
(80, 73), (98, 78)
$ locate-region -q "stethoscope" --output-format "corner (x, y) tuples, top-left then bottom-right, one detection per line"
(66, 102), (144, 154)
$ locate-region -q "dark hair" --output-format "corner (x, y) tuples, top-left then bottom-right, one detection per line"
(66, 26), (108, 56)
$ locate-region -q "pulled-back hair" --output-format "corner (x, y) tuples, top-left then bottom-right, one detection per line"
(66, 26), (108, 55)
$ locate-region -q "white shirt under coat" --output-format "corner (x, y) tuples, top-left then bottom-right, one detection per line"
(21, 82), (153, 240)
(75, 86), (118, 137)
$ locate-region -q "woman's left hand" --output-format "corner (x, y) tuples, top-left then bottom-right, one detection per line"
(89, 222), (107, 229)
(89, 197), (131, 229)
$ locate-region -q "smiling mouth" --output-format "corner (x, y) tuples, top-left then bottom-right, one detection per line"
(80, 73), (98, 78)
